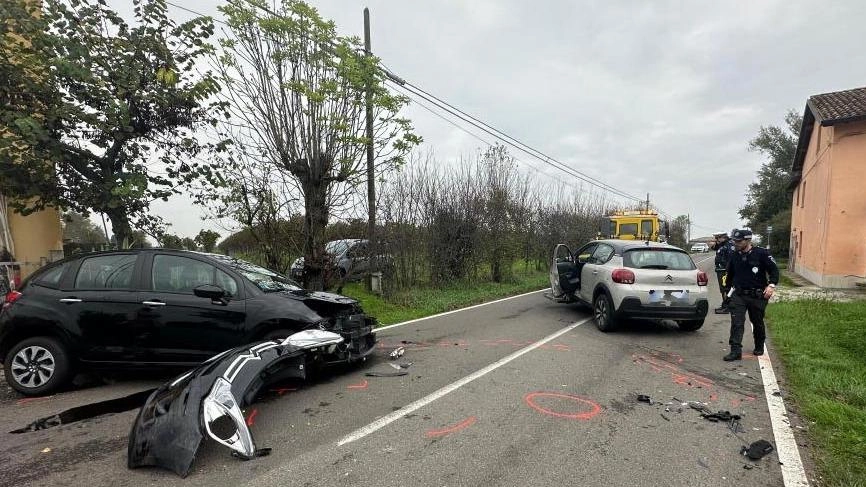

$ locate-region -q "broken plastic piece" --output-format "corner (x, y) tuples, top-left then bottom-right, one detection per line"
(742, 439), (774, 460)
(743, 464), (754, 470)
(365, 370), (409, 377)
(636, 395), (652, 404)
(389, 347), (405, 359)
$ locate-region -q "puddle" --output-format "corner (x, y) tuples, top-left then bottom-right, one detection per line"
(10, 389), (155, 434)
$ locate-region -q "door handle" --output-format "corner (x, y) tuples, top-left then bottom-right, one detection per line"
(592, 270), (599, 275)
(142, 300), (167, 307)
(59, 298), (82, 303)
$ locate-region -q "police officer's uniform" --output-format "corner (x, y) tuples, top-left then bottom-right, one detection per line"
(712, 232), (735, 313)
(723, 229), (779, 361)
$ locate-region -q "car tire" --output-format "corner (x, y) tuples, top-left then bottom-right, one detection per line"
(593, 292), (617, 332)
(4, 336), (73, 396)
(678, 319), (704, 332)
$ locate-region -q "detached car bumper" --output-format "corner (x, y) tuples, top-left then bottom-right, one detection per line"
(128, 330), (346, 477)
(617, 297), (709, 320)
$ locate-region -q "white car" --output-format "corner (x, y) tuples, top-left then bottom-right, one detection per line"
(690, 242), (710, 252)
(549, 240), (709, 332)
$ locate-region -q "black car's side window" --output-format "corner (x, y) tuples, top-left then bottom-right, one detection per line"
(34, 262), (69, 288)
(152, 255), (238, 295)
(74, 255), (136, 289)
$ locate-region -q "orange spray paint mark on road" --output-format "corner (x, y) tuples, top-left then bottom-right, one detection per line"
(425, 416), (477, 438)
(524, 392), (602, 420)
(270, 387), (298, 396)
(245, 408), (258, 427)
(16, 396), (52, 406)
(347, 379), (368, 390)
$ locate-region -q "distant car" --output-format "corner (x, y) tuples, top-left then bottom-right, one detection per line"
(690, 242), (710, 252)
(549, 240), (709, 332)
(0, 249), (376, 396)
(290, 239), (391, 282)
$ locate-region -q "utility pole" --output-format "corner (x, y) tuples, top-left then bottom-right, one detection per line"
(687, 214), (691, 244)
(364, 8), (376, 291)
(646, 193), (650, 213)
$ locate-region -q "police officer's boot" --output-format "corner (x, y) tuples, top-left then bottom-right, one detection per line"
(753, 342), (764, 356)
(723, 350), (742, 361)
(714, 305), (729, 314)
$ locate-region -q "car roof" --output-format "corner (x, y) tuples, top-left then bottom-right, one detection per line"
(593, 239), (685, 253)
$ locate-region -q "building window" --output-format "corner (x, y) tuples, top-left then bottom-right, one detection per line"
(801, 180), (806, 208)
(798, 231), (803, 258)
(795, 187), (800, 207)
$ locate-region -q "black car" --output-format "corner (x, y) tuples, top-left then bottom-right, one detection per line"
(0, 249), (376, 396)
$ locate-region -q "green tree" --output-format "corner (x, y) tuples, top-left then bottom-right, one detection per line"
(160, 233), (184, 249)
(62, 212), (107, 243)
(195, 229), (221, 253)
(668, 215), (689, 249)
(181, 237), (197, 251)
(740, 110), (801, 255)
(0, 0), (225, 244)
(213, 0), (420, 290)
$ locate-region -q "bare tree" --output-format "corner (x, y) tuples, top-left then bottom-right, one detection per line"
(213, 0), (419, 289)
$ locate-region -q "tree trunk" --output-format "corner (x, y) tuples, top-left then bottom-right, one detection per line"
(106, 209), (132, 248)
(302, 178), (329, 291)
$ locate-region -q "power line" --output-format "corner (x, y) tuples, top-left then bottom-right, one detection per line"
(391, 80), (643, 204)
(164, 1), (722, 227)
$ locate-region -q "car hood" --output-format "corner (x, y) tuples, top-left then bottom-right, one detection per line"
(281, 289), (358, 305)
(127, 330), (344, 477)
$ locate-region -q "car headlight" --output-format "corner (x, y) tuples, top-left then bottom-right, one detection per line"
(202, 378), (256, 459)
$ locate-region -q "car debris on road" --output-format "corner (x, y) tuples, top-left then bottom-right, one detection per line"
(128, 330), (345, 477)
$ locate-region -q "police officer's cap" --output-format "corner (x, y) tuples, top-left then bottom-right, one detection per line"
(713, 231), (728, 238)
(731, 229), (753, 241)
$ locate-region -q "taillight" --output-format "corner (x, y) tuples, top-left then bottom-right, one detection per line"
(3, 290), (22, 308)
(612, 268), (635, 284)
(697, 271), (708, 286)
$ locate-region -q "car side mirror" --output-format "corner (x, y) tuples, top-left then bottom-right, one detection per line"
(194, 284), (227, 300)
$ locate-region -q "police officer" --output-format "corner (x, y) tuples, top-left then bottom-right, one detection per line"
(708, 231), (735, 314)
(723, 229), (779, 361)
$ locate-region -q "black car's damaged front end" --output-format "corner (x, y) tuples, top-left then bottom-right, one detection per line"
(128, 330), (345, 477)
(287, 290), (377, 364)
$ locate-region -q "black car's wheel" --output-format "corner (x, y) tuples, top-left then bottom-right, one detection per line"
(4, 337), (72, 396)
(593, 292), (617, 332)
(678, 319), (704, 332)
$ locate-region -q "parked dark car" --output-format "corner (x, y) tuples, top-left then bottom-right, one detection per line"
(0, 249), (376, 396)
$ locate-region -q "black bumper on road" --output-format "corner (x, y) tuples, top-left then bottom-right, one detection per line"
(617, 298), (709, 321)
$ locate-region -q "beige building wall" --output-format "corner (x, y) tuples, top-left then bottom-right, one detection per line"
(4, 206), (64, 278)
(822, 120), (866, 286)
(792, 119), (866, 287)
(791, 121), (832, 284)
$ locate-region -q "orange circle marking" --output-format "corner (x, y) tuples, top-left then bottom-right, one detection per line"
(524, 392), (602, 420)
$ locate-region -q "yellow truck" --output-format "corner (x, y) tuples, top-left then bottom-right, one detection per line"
(600, 210), (669, 242)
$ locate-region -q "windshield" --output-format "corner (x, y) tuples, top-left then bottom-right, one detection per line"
(623, 249), (695, 271)
(207, 254), (302, 292)
(325, 240), (351, 256)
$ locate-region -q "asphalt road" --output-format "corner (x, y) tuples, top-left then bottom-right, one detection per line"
(0, 253), (797, 487)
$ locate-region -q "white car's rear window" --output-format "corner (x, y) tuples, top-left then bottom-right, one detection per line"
(623, 249), (695, 271)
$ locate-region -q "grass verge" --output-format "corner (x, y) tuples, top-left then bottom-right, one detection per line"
(766, 300), (866, 486)
(340, 267), (548, 325)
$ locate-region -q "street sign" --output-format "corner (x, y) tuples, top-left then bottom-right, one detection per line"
(767, 226), (773, 232)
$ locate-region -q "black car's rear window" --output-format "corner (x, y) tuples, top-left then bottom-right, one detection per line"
(623, 249), (695, 271)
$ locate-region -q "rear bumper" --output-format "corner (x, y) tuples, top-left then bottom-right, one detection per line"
(617, 297), (708, 320)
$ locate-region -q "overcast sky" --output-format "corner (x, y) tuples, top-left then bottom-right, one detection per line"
(106, 0), (866, 241)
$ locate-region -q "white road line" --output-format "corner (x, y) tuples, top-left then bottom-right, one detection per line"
(758, 351), (810, 487)
(337, 317), (593, 446)
(375, 288), (546, 331)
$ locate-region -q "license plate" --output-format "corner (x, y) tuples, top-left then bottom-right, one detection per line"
(648, 290), (689, 303)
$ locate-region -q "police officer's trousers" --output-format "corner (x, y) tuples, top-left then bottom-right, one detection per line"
(728, 292), (767, 353)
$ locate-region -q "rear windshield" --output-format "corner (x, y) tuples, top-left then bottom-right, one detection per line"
(623, 249), (695, 271)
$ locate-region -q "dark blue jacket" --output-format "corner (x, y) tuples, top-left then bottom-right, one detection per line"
(725, 246), (780, 290)
(714, 239), (735, 272)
